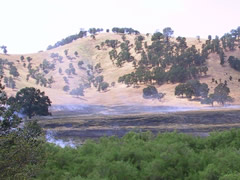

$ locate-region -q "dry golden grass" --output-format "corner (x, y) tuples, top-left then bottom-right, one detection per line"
(0, 33), (239, 107)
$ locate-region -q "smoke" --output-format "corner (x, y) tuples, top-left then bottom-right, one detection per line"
(45, 130), (76, 148)
(50, 104), (240, 116)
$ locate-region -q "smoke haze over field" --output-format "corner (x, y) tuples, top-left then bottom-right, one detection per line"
(50, 104), (240, 116)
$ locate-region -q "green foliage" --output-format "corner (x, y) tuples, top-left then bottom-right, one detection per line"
(0, 120), (46, 179)
(202, 83), (233, 106)
(0, 77), (45, 179)
(175, 80), (209, 99)
(40, 59), (55, 74)
(228, 56), (240, 71)
(174, 84), (186, 97)
(109, 49), (118, 61)
(151, 32), (164, 41)
(50, 53), (63, 63)
(168, 65), (189, 83)
(105, 39), (120, 48)
(212, 83), (233, 105)
(143, 85), (159, 99)
(118, 28), (208, 86)
(36, 129), (240, 180)
(13, 87), (52, 118)
(95, 63), (103, 73)
(99, 82), (109, 91)
(219, 50), (225, 65)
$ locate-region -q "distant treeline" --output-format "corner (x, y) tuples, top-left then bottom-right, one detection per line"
(47, 27), (140, 50)
(47, 30), (88, 50)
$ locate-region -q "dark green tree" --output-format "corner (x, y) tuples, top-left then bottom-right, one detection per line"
(175, 84), (186, 97)
(13, 87), (52, 118)
(143, 85), (159, 99)
(212, 83), (233, 105)
(99, 82), (109, 91)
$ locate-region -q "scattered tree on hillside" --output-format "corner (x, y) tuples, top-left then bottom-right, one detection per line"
(63, 76), (69, 84)
(59, 67), (62, 74)
(63, 85), (70, 92)
(95, 63), (103, 73)
(212, 83), (233, 105)
(26, 57), (32, 63)
(143, 85), (163, 99)
(91, 35), (96, 40)
(1, 46), (7, 54)
(219, 50), (225, 65)
(64, 49), (69, 56)
(74, 51), (78, 57)
(4, 76), (16, 89)
(78, 61), (84, 69)
(20, 55), (24, 62)
(175, 80), (209, 99)
(9, 65), (19, 77)
(70, 85), (84, 97)
(228, 56), (240, 72)
(99, 82), (109, 91)
(202, 83), (233, 106)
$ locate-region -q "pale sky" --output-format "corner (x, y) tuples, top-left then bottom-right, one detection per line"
(0, 0), (239, 54)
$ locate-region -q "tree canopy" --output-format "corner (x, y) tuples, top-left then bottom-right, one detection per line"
(13, 87), (52, 118)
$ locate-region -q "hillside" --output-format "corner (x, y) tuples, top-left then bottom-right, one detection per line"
(0, 32), (240, 107)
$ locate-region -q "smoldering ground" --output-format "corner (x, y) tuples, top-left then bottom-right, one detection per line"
(41, 105), (240, 147)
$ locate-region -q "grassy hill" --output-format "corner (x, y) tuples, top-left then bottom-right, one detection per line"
(0, 32), (240, 107)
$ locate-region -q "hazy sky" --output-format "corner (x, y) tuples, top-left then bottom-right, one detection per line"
(0, 0), (239, 54)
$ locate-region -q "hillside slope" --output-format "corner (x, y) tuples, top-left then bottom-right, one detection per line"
(0, 33), (240, 107)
